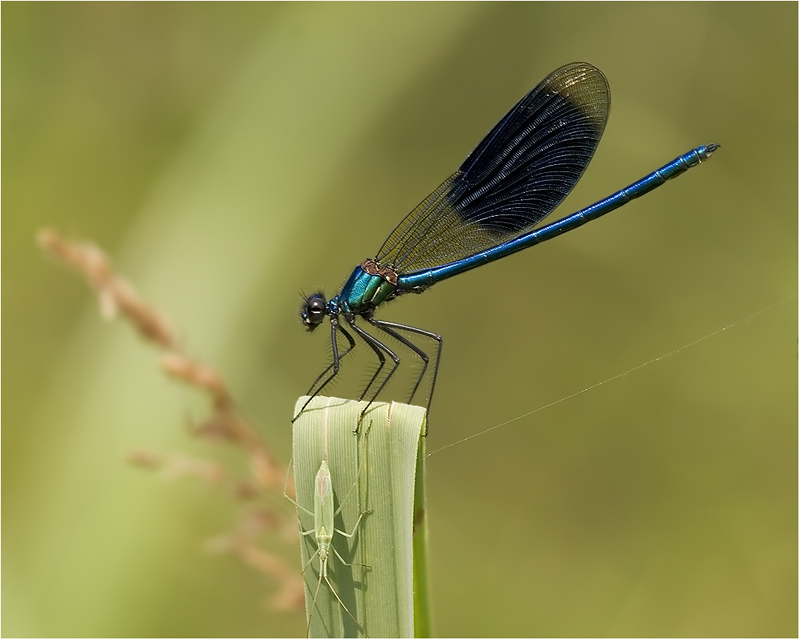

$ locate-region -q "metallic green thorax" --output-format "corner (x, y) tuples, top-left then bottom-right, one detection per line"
(337, 259), (399, 315)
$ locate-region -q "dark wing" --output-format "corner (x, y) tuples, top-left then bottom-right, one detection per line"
(375, 62), (610, 274)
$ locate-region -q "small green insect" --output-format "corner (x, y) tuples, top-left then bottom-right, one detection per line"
(285, 457), (371, 636)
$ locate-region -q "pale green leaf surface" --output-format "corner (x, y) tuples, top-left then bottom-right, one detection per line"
(292, 397), (428, 638)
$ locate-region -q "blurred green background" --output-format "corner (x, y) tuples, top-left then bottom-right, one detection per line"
(4, 2), (796, 637)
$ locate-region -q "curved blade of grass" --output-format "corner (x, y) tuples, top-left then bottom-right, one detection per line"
(291, 396), (428, 638)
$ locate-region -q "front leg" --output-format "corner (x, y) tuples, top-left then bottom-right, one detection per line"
(293, 315), (356, 422)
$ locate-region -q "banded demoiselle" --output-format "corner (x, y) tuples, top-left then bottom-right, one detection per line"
(297, 62), (718, 430)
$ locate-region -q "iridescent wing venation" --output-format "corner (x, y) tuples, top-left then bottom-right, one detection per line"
(375, 62), (610, 273)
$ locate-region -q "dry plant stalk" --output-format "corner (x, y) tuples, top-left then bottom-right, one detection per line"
(37, 228), (303, 612)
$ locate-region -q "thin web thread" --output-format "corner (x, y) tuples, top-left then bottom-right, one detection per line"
(427, 296), (795, 457)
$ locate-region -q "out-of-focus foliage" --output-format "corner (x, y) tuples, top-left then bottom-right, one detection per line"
(4, 3), (796, 636)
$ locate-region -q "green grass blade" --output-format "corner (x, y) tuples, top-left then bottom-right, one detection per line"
(292, 396), (428, 638)
(412, 430), (431, 638)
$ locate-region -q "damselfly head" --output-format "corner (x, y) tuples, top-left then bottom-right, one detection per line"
(301, 292), (327, 331)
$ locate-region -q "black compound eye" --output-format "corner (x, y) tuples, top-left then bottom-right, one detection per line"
(308, 298), (325, 319)
(301, 293), (327, 330)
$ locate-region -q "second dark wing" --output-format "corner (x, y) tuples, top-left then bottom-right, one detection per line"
(375, 62), (610, 274)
